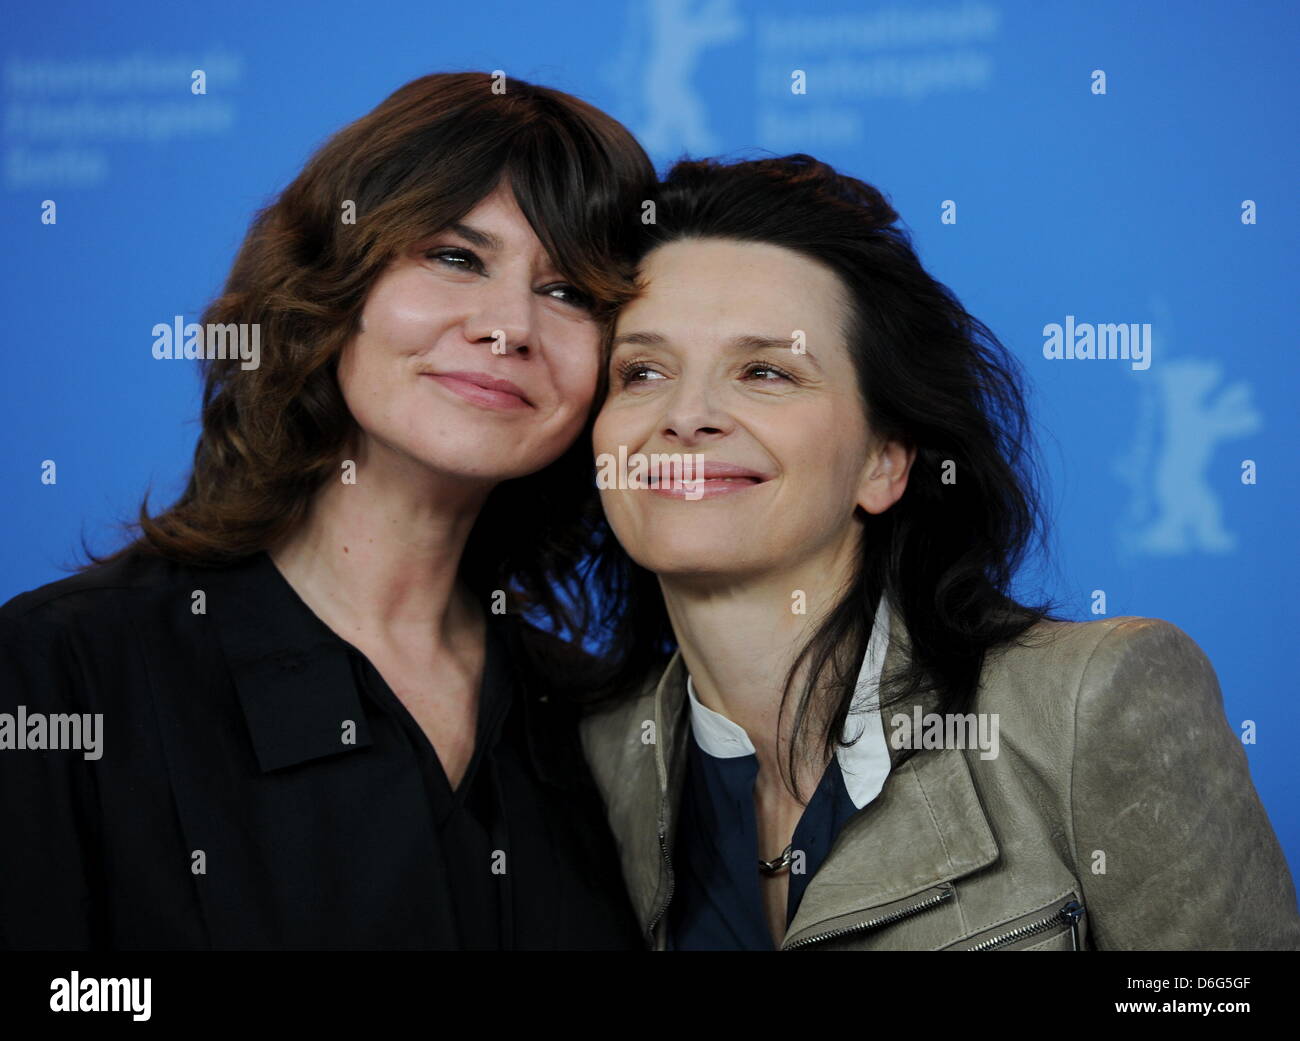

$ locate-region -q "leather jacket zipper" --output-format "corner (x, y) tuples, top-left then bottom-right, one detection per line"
(965, 898), (1085, 951)
(783, 883), (955, 950)
(646, 824), (675, 947)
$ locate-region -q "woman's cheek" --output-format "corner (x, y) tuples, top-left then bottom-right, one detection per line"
(559, 362), (600, 420)
(591, 412), (620, 461)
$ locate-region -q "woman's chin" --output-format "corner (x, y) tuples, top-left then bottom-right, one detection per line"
(629, 545), (762, 581)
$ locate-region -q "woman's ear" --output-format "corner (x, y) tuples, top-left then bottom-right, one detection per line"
(856, 439), (915, 515)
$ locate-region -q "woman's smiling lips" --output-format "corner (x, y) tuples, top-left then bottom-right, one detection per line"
(422, 370), (533, 410)
(646, 460), (772, 499)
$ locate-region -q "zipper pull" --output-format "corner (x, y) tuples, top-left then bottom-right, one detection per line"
(1061, 900), (1084, 950)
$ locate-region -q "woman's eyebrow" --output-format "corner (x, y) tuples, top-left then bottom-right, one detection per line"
(610, 330), (666, 350)
(445, 221), (504, 252)
(611, 330), (817, 361)
(732, 333), (810, 356)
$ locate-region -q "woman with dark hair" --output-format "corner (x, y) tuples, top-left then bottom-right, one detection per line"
(579, 154), (1300, 950)
(0, 72), (655, 949)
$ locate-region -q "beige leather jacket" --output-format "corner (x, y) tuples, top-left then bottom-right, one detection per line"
(578, 609), (1300, 950)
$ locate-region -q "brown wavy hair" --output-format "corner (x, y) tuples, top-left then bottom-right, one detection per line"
(87, 71), (656, 638)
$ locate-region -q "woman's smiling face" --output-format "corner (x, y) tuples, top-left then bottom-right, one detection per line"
(594, 237), (907, 581)
(337, 181), (602, 484)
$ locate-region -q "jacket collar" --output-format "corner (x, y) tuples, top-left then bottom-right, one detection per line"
(643, 594), (1000, 948)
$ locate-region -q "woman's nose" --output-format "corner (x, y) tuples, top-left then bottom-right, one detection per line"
(660, 382), (731, 445)
(463, 279), (535, 355)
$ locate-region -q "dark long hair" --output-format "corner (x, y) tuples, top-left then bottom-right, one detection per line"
(584, 153), (1064, 800)
(84, 71), (656, 642)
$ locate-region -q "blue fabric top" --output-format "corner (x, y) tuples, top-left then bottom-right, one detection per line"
(667, 727), (861, 950)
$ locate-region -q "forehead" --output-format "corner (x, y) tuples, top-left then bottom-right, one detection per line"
(452, 185), (535, 243)
(617, 238), (849, 339)
(461, 179), (520, 215)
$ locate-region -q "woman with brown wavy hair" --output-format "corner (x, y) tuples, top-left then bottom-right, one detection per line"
(0, 72), (655, 950)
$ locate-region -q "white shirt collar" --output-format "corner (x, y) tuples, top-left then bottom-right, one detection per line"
(684, 592), (894, 811)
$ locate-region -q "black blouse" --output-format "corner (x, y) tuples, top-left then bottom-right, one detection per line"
(0, 549), (641, 950)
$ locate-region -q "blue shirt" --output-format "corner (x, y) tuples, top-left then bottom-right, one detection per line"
(667, 728), (862, 950)
(662, 596), (896, 950)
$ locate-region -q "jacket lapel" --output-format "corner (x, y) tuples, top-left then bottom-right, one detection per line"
(781, 607), (1000, 946)
(643, 651), (690, 946)
(781, 744), (999, 946)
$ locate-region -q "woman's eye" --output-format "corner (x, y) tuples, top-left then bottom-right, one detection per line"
(424, 247), (482, 272)
(744, 363), (793, 381)
(616, 362), (666, 385)
(544, 283), (594, 310)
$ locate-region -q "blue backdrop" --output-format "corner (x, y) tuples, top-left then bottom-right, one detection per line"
(3, 1), (1297, 881)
